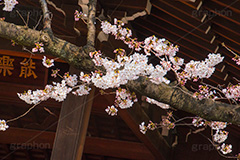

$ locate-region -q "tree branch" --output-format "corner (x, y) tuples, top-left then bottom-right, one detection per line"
(87, 0), (97, 47)
(127, 77), (240, 125)
(39, 0), (52, 33)
(0, 20), (95, 71)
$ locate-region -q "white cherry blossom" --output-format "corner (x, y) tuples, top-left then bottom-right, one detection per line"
(0, 120), (9, 131)
(72, 85), (91, 96)
(3, 0), (18, 11)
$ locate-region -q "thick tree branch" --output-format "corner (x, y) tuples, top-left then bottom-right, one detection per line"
(87, 0), (97, 47)
(127, 77), (240, 125)
(39, 0), (52, 33)
(0, 20), (95, 71)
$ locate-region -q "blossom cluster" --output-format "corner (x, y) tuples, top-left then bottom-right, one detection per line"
(181, 53), (224, 83)
(193, 85), (217, 100)
(104, 88), (137, 116)
(17, 80), (72, 104)
(89, 50), (170, 89)
(72, 84), (91, 96)
(3, 0), (18, 12)
(115, 88), (137, 109)
(213, 130), (228, 144)
(17, 70), (93, 105)
(141, 116), (231, 155)
(139, 121), (158, 134)
(101, 19), (224, 87)
(162, 118), (175, 129)
(139, 111), (174, 134)
(209, 121), (231, 155)
(222, 84), (240, 101)
(210, 121), (227, 131)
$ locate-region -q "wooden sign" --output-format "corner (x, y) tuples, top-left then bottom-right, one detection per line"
(0, 50), (48, 87)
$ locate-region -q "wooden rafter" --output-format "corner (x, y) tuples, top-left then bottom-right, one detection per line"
(0, 127), (155, 160)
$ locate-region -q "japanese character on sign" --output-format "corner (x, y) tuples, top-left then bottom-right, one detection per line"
(0, 56), (14, 76)
(19, 58), (37, 79)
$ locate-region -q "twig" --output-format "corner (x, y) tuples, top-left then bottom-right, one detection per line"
(26, 12), (30, 26)
(206, 138), (236, 159)
(39, 0), (52, 33)
(95, 17), (102, 23)
(16, 10), (28, 26)
(6, 102), (40, 123)
(222, 42), (238, 57)
(20, 47), (36, 65)
(33, 15), (43, 30)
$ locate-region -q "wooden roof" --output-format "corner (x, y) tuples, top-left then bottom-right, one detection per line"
(0, 0), (240, 159)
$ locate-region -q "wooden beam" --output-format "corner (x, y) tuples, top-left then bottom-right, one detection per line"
(210, 0), (240, 14)
(118, 103), (171, 160)
(151, 0), (209, 33)
(204, 1), (240, 25)
(149, 9), (212, 42)
(84, 137), (155, 160)
(100, 0), (147, 10)
(0, 127), (55, 148)
(0, 127), (155, 160)
(50, 67), (95, 160)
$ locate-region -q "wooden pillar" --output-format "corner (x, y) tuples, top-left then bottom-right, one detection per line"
(51, 67), (95, 160)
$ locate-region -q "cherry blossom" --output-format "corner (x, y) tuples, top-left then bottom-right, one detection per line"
(51, 69), (60, 78)
(183, 54), (224, 81)
(105, 105), (118, 116)
(17, 80), (72, 104)
(42, 56), (54, 68)
(139, 122), (147, 134)
(222, 84), (240, 101)
(192, 117), (205, 127)
(32, 42), (44, 53)
(74, 10), (87, 21)
(193, 85), (217, 100)
(80, 72), (91, 84)
(162, 118), (175, 129)
(232, 55), (240, 65)
(72, 85), (91, 96)
(220, 143), (232, 155)
(115, 88), (137, 109)
(64, 73), (78, 87)
(213, 130), (228, 144)
(209, 121), (227, 131)
(3, 0), (18, 12)
(0, 120), (8, 131)
(147, 121), (157, 130)
(50, 80), (72, 102)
